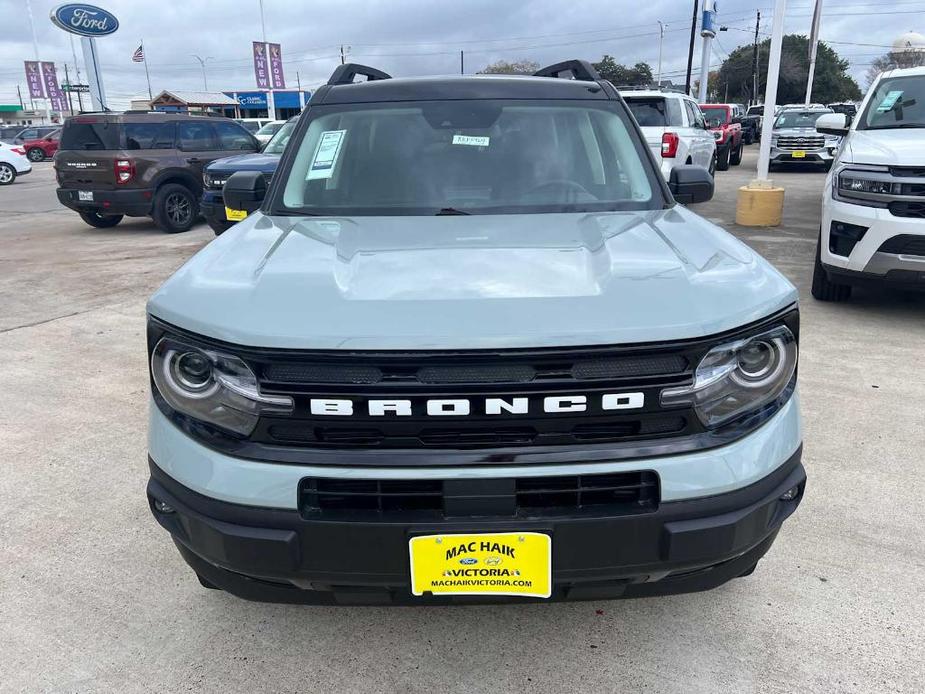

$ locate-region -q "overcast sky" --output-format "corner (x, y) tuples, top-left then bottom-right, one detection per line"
(0, 0), (921, 110)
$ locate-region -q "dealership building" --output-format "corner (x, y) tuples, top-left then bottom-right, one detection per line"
(148, 89), (312, 120)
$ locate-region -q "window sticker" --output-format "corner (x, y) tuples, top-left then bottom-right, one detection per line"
(307, 129), (347, 180)
(876, 91), (904, 112)
(452, 134), (490, 147)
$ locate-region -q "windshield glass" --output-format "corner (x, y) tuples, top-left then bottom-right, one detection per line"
(278, 100), (659, 216)
(238, 121), (260, 133)
(774, 110), (831, 129)
(700, 106), (729, 128)
(859, 76), (925, 130)
(625, 98), (668, 127)
(263, 120), (297, 154)
(257, 121), (283, 136)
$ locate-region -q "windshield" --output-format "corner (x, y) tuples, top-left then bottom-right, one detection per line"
(277, 100), (659, 216)
(774, 110), (831, 129)
(859, 76), (925, 130)
(700, 106), (729, 128)
(263, 120), (297, 154)
(257, 121), (283, 136)
(625, 98), (668, 127)
(238, 121), (261, 133)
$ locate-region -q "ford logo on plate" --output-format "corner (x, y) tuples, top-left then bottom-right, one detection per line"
(459, 558), (478, 565)
(50, 4), (119, 37)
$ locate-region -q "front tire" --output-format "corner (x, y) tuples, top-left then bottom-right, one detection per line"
(27, 147), (45, 162)
(0, 163), (16, 185)
(78, 211), (123, 228)
(811, 236), (852, 302)
(208, 219), (233, 235)
(716, 145), (731, 171)
(153, 183), (199, 233)
(730, 141), (744, 166)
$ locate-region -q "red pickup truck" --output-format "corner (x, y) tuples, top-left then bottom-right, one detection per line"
(699, 104), (743, 171)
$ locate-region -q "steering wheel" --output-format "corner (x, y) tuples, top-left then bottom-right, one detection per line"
(523, 179), (593, 199)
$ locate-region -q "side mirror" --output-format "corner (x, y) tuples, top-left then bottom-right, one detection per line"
(669, 165), (714, 204)
(815, 112), (848, 137)
(224, 171), (267, 213)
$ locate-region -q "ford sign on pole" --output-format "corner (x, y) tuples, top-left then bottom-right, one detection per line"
(50, 4), (119, 37)
(49, 4), (118, 111)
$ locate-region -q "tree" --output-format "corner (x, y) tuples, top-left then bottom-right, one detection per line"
(866, 50), (925, 86)
(478, 59), (539, 75)
(715, 35), (860, 105)
(592, 56), (653, 86)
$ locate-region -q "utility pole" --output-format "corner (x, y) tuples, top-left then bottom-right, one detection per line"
(64, 64), (74, 115)
(685, 0), (699, 95)
(656, 22), (666, 86)
(340, 45), (348, 65)
(752, 11), (761, 105)
(460, 50), (464, 75)
(192, 55), (212, 90)
(805, 0), (824, 105)
(16, 85), (24, 110)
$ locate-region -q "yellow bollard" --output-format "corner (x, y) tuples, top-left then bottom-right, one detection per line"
(735, 181), (785, 227)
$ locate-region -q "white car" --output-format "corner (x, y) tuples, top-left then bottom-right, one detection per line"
(235, 118), (273, 135)
(254, 119), (286, 145)
(622, 90), (717, 180)
(813, 65), (925, 301)
(0, 141), (32, 185)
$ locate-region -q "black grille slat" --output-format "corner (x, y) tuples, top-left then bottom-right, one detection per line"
(299, 471), (659, 519)
(878, 235), (925, 255)
(887, 202), (925, 220)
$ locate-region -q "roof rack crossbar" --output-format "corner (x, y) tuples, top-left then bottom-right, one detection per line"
(533, 60), (600, 82)
(328, 63), (392, 86)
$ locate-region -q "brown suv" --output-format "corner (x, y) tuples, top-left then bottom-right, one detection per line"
(55, 112), (259, 233)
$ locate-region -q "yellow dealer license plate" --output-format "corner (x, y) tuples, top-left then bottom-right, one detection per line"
(409, 532), (551, 598)
(791, 150), (806, 158)
(224, 206), (248, 222)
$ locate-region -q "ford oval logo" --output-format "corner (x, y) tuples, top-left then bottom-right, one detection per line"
(50, 4), (119, 37)
(459, 558), (478, 565)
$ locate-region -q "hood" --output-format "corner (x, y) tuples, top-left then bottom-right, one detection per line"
(148, 209), (797, 350)
(206, 152), (280, 174)
(842, 128), (925, 166)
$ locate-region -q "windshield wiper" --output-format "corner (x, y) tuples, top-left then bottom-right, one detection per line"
(435, 207), (471, 216)
(866, 123), (925, 130)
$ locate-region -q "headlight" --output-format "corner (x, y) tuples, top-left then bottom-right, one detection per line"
(835, 168), (895, 207)
(713, 130), (723, 140)
(660, 324), (797, 428)
(202, 172), (227, 190)
(151, 335), (292, 435)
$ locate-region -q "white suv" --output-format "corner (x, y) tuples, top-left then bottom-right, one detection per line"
(622, 90), (717, 180)
(813, 66), (925, 301)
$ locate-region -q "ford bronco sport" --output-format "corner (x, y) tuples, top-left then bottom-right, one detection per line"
(55, 112), (259, 232)
(146, 61), (805, 604)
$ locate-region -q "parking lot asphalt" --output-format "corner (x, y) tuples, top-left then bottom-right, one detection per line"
(1, 153), (923, 693)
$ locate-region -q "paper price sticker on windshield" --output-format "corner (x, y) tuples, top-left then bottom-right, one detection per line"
(877, 90), (904, 113)
(307, 129), (346, 180)
(452, 134), (490, 147)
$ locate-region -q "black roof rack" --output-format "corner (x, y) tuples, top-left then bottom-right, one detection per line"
(328, 63), (392, 86)
(533, 60), (600, 82)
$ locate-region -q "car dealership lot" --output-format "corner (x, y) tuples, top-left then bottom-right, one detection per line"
(1, 156), (923, 692)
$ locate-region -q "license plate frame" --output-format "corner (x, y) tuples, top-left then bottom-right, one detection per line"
(225, 206), (247, 222)
(409, 532), (552, 599)
(78, 190), (94, 202)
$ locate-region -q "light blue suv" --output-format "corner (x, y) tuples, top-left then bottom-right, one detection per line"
(145, 60), (805, 604)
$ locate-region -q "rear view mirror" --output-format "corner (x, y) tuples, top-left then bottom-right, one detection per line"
(224, 171), (267, 213)
(669, 165), (714, 204)
(815, 113), (848, 137)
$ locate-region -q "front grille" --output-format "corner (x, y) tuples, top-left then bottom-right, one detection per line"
(249, 345), (698, 450)
(888, 202), (925, 220)
(775, 136), (824, 150)
(889, 166), (925, 178)
(877, 234), (925, 255)
(298, 471), (660, 519)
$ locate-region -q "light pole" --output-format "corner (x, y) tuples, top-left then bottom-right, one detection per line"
(657, 22), (666, 86)
(24, 0), (51, 123)
(257, 0), (276, 120)
(805, 0), (824, 105)
(192, 55), (213, 91)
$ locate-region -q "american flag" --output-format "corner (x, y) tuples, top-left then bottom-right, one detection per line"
(132, 45), (144, 63)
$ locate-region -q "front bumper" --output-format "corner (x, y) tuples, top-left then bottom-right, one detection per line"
(770, 146), (836, 164)
(56, 187), (153, 217)
(200, 189), (227, 223)
(147, 447), (805, 604)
